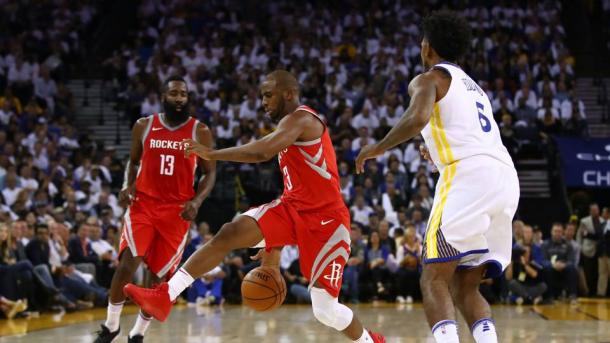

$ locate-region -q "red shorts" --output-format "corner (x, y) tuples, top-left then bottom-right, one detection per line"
(243, 199), (351, 298)
(119, 195), (190, 279)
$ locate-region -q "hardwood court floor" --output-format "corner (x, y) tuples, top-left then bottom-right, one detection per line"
(1, 300), (610, 342)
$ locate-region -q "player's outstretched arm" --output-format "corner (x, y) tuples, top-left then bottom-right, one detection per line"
(183, 111), (310, 163)
(180, 124), (217, 221)
(355, 73), (436, 173)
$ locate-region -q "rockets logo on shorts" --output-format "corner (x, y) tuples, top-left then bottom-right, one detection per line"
(323, 260), (344, 289)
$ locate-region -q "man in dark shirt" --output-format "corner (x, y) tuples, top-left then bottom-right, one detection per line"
(541, 223), (578, 303)
(68, 223), (99, 265)
(506, 245), (547, 305)
(25, 224), (52, 268)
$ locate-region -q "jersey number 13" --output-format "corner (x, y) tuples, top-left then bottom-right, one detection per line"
(160, 154), (175, 176)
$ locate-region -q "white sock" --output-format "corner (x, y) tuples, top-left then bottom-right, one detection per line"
(104, 301), (124, 332)
(129, 311), (152, 338)
(432, 320), (459, 343)
(472, 318), (497, 343)
(168, 268), (195, 301)
(354, 329), (373, 342)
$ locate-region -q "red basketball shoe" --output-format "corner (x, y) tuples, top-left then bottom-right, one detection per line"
(368, 330), (386, 343)
(123, 282), (173, 322)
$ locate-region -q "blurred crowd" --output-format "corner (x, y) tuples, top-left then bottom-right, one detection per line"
(0, 0), (606, 319)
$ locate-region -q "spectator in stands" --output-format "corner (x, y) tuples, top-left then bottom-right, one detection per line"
(344, 224), (365, 304)
(506, 245), (546, 305)
(537, 109), (563, 143)
(405, 194), (430, 221)
(542, 223), (578, 303)
(517, 224), (545, 266)
(566, 220), (589, 296)
(394, 225), (421, 304)
(578, 203), (603, 297)
(88, 220), (117, 288)
(0, 223), (37, 310)
(67, 223), (99, 275)
(562, 103), (589, 137)
(187, 265), (225, 306)
(25, 223), (77, 311)
(140, 92), (161, 116)
(514, 96), (537, 127)
(365, 231), (391, 300)
(378, 221), (396, 255)
(281, 246), (310, 304)
(513, 220), (525, 244)
(350, 195), (374, 227)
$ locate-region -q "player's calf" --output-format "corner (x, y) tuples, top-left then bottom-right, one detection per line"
(420, 261), (460, 343)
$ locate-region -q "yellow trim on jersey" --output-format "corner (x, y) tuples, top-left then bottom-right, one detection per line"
(426, 162), (457, 258)
(432, 104), (455, 164)
(430, 105), (449, 165)
(425, 104), (457, 259)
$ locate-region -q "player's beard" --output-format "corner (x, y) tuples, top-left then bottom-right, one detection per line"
(269, 98), (285, 123)
(163, 99), (190, 123)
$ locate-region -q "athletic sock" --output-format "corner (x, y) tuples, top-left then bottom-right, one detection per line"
(432, 320), (459, 343)
(129, 311), (152, 338)
(104, 301), (124, 332)
(472, 318), (497, 343)
(353, 329), (373, 342)
(168, 268), (195, 301)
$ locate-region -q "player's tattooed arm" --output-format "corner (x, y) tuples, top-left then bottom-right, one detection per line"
(181, 124), (217, 221)
(355, 73), (437, 173)
(184, 111), (310, 163)
(119, 117), (147, 207)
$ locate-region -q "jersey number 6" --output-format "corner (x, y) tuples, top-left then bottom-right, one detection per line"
(476, 102), (492, 133)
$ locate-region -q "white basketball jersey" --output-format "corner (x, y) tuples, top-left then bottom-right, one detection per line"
(420, 62), (514, 170)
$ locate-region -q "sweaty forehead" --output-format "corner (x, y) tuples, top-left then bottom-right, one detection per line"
(167, 81), (187, 92)
(260, 79), (277, 93)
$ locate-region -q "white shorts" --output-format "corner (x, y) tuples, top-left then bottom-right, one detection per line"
(422, 155), (520, 278)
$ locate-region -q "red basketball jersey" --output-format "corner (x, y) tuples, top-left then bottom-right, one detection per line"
(136, 113), (199, 202)
(278, 105), (344, 212)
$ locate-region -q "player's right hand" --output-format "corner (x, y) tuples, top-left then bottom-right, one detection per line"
(182, 139), (214, 160)
(419, 144), (438, 173)
(118, 184), (136, 207)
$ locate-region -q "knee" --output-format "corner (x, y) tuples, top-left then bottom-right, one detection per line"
(312, 305), (334, 327)
(310, 288), (353, 331)
(16, 260), (34, 271)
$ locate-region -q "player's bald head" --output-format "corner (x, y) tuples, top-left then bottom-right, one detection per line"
(265, 70), (299, 93)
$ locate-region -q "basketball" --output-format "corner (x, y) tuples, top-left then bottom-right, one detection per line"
(241, 266), (287, 311)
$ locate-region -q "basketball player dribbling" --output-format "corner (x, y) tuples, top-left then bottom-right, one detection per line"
(94, 76), (216, 343)
(356, 11), (519, 343)
(124, 70), (385, 343)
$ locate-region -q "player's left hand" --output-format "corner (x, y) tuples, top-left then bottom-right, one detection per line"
(180, 200), (199, 221)
(355, 144), (383, 174)
(182, 139), (214, 160)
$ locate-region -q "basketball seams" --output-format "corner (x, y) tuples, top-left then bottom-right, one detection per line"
(258, 267), (286, 308)
(241, 279), (277, 294)
(242, 267), (287, 311)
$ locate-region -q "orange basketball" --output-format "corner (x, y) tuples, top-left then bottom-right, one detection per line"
(241, 266), (287, 311)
